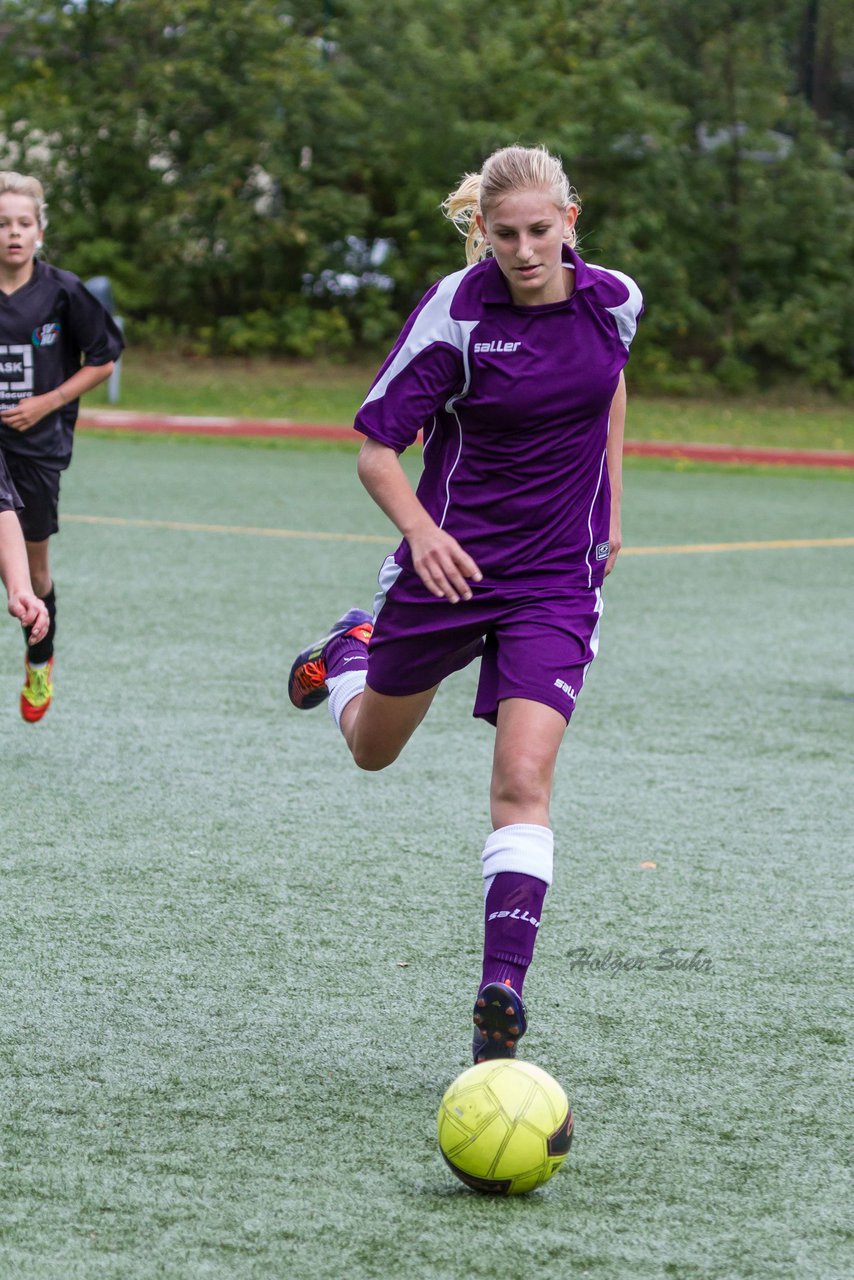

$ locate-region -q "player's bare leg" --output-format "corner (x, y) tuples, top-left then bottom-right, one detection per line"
(339, 683), (439, 771)
(490, 697), (567, 830)
(24, 538), (52, 599)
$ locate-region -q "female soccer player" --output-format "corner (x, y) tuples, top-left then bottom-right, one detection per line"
(0, 453), (48, 644)
(288, 145), (643, 1061)
(0, 171), (124, 721)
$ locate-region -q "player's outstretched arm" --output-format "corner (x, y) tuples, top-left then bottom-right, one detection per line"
(357, 437), (482, 604)
(0, 511), (49, 640)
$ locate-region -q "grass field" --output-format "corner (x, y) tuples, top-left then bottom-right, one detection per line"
(1, 436), (852, 1278)
(87, 351), (854, 453)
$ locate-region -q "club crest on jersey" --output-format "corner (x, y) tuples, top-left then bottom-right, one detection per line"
(32, 322), (61, 348)
(473, 339), (521, 354)
(595, 541), (610, 561)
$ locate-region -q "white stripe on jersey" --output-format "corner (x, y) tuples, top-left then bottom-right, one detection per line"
(587, 264), (644, 349)
(363, 265), (479, 537)
(437, 318), (479, 529)
(584, 448), (608, 587)
(438, 407), (464, 531)
(361, 265), (478, 408)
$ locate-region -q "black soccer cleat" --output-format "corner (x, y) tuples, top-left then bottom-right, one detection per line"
(472, 980), (528, 1063)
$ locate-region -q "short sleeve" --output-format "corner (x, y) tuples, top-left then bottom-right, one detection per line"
(601, 269), (644, 350)
(66, 277), (125, 365)
(354, 272), (474, 453)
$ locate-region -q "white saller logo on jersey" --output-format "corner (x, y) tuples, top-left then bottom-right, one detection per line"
(473, 340), (521, 353)
(0, 344), (33, 394)
(554, 677), (577, 701)
(487, 907), (541, 928)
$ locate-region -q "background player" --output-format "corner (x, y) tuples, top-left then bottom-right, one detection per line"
(0, 172), (124, 721)
(288, 144), (643, 1062)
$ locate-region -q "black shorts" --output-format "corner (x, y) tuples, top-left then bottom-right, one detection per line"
(4, 455), (61, 542)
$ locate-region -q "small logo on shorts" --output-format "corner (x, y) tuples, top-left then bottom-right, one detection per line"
(554, 677), (577, 701)
(33, 322), (61, 347)
(595, 541), (610, 561)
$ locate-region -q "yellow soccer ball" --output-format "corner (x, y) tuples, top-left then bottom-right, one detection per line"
(437, 1059), (573, 1195)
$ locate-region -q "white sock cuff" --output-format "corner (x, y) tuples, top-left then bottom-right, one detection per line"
(481, 823), (554, 887)
(326, 670), (367, 732)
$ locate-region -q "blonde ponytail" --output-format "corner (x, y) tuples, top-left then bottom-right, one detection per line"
(441, 172), (487, 264)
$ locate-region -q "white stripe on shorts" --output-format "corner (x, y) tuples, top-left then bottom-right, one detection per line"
(372, 553), (402, 620)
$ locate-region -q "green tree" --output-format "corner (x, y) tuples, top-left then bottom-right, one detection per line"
(0, 0), (367, 346)
(0, 0), (849, 384)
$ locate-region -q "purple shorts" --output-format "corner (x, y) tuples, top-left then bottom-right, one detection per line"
(366, 559), (604, 725)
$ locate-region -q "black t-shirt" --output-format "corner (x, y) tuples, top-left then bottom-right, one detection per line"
(0, 260), (125, 469)
(0, 449), (22, 512)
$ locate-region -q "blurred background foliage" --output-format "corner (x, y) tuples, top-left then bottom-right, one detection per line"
(0, 0), (851, 392)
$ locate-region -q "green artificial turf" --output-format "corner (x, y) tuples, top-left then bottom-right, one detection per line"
(1, 439), (851, 1278)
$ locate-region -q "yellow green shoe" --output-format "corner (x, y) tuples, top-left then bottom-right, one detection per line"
(20, 656), (54, 723)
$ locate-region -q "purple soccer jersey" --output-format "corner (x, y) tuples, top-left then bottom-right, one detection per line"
(354, 246), (643, 590)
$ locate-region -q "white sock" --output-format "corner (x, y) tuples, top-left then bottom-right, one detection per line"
(326, 670), (367, 733)
(481, 823), (554, 898)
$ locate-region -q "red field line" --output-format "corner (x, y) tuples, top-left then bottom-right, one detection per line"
(623, 440), (854, 468)
(78, 410), (354, 441)
(77, 411), (854, 468)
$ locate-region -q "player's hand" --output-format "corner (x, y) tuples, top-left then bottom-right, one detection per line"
(0, 394), (55, 432)
(8, 592), (49, 642)
(409, 527), (482, 603)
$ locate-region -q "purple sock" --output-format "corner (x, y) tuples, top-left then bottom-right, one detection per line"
(480, 872), (548, 996)
(325, 633), (369, 679)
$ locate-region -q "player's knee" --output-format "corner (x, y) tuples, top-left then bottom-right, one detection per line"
(491, 755), (552, 811)
(350, 734), (401, 772)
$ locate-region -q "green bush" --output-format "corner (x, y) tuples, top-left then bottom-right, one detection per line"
(713, 354), (759, 395)
(278, 303), (354, 359)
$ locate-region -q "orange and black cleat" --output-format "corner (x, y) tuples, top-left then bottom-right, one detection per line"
(288, 608), (373, 710)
